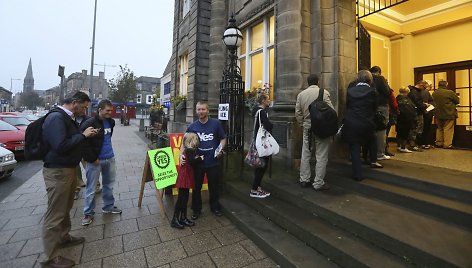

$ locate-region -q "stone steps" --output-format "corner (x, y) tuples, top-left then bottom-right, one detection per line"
(220, 194), (339, 268)
(222, 180), (408, 268)
(327, 163), (472, 230)
(221, 156), (472, 268)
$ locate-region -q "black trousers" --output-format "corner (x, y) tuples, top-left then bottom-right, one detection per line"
(419, 113), (434, 146)
(252, 156), (269, 190)
(174, 188), (190, 214)
(192, 165), (221, 213)
(350, 137), (377, 180)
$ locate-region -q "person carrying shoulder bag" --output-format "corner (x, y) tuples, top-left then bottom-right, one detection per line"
(250, 93), (273, 198)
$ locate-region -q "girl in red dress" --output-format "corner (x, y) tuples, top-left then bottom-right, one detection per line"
(171, 132), (203, 229)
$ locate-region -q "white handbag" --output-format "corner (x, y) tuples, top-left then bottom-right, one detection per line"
(255, 109), (279, 157)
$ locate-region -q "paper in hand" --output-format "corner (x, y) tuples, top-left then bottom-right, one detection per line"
(426, 105), (435, 112)
(214, 143), (222, 158)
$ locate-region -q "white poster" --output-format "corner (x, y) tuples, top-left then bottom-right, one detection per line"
(218, 103), (229, 121)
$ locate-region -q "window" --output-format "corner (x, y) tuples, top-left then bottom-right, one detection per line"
(147, 95), (153, 104)
(164, 82), (171, 95)
(179, 53), (189, 96)
(136, 94), (142, 104)
(182, 0), (191, 18)
(137, 83), (143, 91)
(239, 15), (275, 99)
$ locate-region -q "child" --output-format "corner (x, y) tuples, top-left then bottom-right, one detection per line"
(171, 132), (203, 229)
(396, 87), (417, 152)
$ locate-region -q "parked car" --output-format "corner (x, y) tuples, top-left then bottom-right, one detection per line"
(0, 144), (16, 179)
(0, 120), (25, 154)
(0, 112), (39, 122)
(0, 115), (31, 131)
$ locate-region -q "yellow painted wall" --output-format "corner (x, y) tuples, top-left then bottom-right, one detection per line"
(370, 33), (391, 82)
(411, 21), (472, 67)
(368, 21), (472, 93)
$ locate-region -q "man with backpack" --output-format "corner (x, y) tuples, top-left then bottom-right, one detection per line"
(40, 91), (97, 268)
(295, 74), (335, 191)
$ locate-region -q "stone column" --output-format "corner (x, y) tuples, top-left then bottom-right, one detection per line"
(311, 0), (356, 117)
(274, 0), (311, 112)
(207, 0), (228, 115)
(273, 0), (312, 168)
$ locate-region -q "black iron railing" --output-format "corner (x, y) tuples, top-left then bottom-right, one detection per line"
(356, 0), (409, 19)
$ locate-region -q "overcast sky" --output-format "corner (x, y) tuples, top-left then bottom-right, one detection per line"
(0, 0), (174, 94)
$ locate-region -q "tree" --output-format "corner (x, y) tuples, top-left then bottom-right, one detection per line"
(19, 90), (43, 110)
(109, 65), (137, 103)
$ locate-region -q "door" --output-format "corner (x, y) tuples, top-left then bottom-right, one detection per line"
(415, 61), (472, 149)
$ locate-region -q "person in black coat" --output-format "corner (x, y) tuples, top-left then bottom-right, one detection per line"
(407, 80), (430, 151)
(396, 87), (417, 153)
(342, 70), (383, 181)
(250, 93), (273, 198)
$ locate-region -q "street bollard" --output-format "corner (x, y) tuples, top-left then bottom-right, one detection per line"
(139, 119), (145, 131)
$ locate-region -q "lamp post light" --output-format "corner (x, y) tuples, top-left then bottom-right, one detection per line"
(220, 14), (244, 155)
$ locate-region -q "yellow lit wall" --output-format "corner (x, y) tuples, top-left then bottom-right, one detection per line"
(411, 21), (472, 67)
(365, 18), (472, 93)
(370, 33), (391, 82)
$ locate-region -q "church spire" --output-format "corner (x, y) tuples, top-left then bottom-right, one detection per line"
(23, 58), (34, 92)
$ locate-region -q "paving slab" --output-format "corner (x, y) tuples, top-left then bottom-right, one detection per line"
(102, 248), (147, 268)
(81, 236), (123, 262)
(180, 231), (222, 256)
(104, 218), (139, 238)
(170, 252), (216, 268)
(208, 243), (256, 268)
(0, 120), (278, 267)
(0, 241), (25, 261)
(123, 228), (161, 251)
(144, 239), (187, 267)
(0, 254), (39, 268)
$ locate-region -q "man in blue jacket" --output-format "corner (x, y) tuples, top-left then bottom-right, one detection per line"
(41, 91), (97, 268)
(81, 99), (120, 226)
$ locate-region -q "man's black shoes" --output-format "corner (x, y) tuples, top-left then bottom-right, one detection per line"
(212, 210), (223, 217)
(191, 211), (201, 220)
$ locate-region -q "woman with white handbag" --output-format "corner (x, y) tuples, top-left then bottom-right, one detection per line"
(250, 93), (274, 198)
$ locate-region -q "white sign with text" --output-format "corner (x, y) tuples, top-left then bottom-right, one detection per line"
(218, 103), (229, 121)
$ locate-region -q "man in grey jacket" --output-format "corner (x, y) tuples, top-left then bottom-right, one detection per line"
(295, 74), (334, 190)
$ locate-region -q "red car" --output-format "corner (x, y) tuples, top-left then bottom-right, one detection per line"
(0, 115), (31, 131)
(0, 120), (25, 154)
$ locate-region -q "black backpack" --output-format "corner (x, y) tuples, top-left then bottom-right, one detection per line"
(24, 109), (63, 160)
(309, 88), (338, 138)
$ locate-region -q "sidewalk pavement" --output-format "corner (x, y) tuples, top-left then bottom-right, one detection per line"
(0, 119), (277, 268)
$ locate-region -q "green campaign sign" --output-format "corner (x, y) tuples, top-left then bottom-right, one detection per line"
(148, 147), (178, 189)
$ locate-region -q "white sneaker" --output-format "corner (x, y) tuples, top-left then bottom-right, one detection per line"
(398, 148), (413, 153)
(377, 155), (391, 160)
(250, 191), (267, 198)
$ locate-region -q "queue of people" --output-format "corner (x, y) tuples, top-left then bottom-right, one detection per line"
(39, 74), (459, 266)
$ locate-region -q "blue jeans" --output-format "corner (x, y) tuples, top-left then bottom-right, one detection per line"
(83, 158), (116, 216)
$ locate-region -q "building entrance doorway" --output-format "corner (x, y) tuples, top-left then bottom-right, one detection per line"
(415, 60), (472, 149)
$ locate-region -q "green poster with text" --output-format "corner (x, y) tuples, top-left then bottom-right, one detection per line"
(148, 147), (178, 189)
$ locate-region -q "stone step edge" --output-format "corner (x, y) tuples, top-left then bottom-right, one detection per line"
(220, 195), (339, 268)
(327, 161), (472, 204)
(225, 180), (410, 268)
(327, 174), (472, 230)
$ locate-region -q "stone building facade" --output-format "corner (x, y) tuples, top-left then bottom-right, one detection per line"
(65, 70), (109, 100)
(169, 0), (357, 167)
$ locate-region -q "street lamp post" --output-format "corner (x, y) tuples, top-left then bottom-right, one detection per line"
(221, 14), (244, 155)
(89, 0), (98, 116)
(58, 65), (65, 103)
(10, 78), (21, 93)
